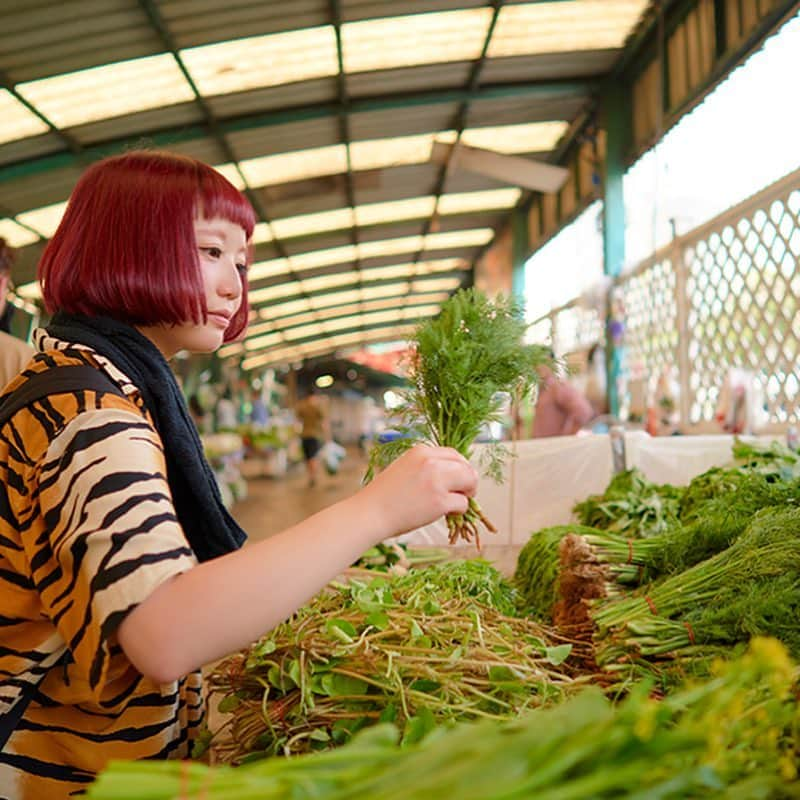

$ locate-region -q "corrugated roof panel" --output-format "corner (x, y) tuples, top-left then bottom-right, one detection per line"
(479, 51), (618, 83)
(228, 118), (341, 160)
(488, 1), (649, 57)
(467, 95), (587, 128)
(0, 165), (85, 217)
(341, 0), (486, 24)
(180, 26), (338, 97)
(0, 133), (65, 169)
(162, 0), (329, 47)
(68, 103), (205, 146)
(15, 54), (196, 128)
(352, 164), (442, 205)
(0, 91), (50, 146)
(346, 62), (473, 98)
(206, 78), (338, 119)
(260, 181), (351, 221)
(357, 220), (428, 243)
(341, 8), (492, 72)
(0, 1), (159, 82)
(348, 104), (458, 141)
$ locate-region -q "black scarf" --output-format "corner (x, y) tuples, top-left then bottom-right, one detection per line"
(46, 311), (247, 562)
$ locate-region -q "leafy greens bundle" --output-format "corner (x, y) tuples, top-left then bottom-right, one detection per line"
(367, 288), (551, 546)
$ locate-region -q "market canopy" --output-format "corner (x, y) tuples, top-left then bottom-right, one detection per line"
(0, 0), (654, 370)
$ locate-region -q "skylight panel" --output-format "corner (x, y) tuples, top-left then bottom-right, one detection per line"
(488, 1), (649, 58)
(0, 90), (49, 145)
(214, 163), (246, 190)
(342, 8), (492, 72)
(300, 271), (360, 293)
(437, 188), (521, 215)
(257, 298), (311, 320)
(218, 343), (244, 359)
(350, 134), (441, 171)
(355, 196), (436, 227)
(238, 144), (347, 188)
(16, 201), (68, 238)
(0, 218), (39, 248)
(402, 303), (442, 320)
(290, 243), (357, 272)
(245, 330), (288, 350)
(181, 26), (339, 96)
(361, 283), (410, 301)
(411, 276), (463, 292)
(415, 258), (468, 274)
(283, 321), (327, 342)
(460, 121), (568, 154)
(358, 235), (424, 260)
(251, 222), (274, 245)
(249, 258), (291, 283)
(271, 207), (355, 240)
(16, 55), (195, 128)
(248, 280), (302, 305)
(423, 228), (494, 251)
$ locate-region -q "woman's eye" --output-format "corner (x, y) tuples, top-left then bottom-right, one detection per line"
(202, 247), (222, 258)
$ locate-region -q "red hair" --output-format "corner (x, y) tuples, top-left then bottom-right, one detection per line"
(39, 150), (256, 341)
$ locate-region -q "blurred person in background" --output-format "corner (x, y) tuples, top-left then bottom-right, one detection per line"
(295, 383), (328, 487)
(215, 385), (238, 430)
(0, 238), (34, 389)
(532, 362), (594, 437)
(250, 384), (270, 427)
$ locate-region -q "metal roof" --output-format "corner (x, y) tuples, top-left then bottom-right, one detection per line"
(0, 0), (657, 370)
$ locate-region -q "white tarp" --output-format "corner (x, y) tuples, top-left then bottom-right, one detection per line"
(400, 432), (769, 547)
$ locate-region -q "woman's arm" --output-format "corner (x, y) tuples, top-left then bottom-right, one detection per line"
(118, 445), (477, 683)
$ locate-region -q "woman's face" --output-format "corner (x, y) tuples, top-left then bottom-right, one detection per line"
(139, 216), (247, 358)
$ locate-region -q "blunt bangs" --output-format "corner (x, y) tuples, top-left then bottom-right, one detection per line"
(39, 150), (256, 341)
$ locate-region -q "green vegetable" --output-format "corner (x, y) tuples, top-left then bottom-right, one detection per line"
(89, 638), (800, 799)
(206, 562), (576, 762)
(591, 507), (800, 681)
(366, 288), (551, 547)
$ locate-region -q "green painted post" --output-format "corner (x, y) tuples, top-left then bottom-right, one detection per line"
(511, 206), (529, 304)
(601, 83), (629, 419)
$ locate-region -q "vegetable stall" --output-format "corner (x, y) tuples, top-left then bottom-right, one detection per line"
(88, 291), (800, 797)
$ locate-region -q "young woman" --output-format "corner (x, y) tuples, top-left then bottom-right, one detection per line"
(0, 150), (477, 799)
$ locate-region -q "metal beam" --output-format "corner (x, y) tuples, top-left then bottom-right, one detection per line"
(137, 0), (314, 348)
(0, 78), (595, 186)
(241, 313), (443, 366)
(0, 68), (85, 159)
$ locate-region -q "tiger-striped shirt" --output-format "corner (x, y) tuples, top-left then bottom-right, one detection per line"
(0, 332), (203, 799)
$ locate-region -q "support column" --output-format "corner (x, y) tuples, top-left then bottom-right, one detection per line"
(601, 83), (629, 418)
(511, 206), (529, 304)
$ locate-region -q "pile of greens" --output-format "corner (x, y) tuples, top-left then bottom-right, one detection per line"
(591, 507), (800, 684)
(90, 638), (800, 799)
(367, 288), (550, 547)
(573, 468), (683, 538)
(204, 562), (578, 762)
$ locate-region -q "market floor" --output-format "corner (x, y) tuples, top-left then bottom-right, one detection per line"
(230, 447), (369, 543)
(228, 447), (521, 575)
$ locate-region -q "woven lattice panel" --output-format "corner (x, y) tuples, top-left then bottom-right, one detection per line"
(552, 305), (603, 356)
(618, 258), (680, 387)
(685, 190), (800, 425)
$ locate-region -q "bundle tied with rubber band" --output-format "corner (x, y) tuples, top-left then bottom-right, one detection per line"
(580, 506), (800, 684)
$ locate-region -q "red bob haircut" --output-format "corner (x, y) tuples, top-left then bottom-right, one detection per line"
(38, 149), (256, 342)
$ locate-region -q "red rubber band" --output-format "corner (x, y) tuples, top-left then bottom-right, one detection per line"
(683, 621), (696, 645)
(645, 595), (658, 615)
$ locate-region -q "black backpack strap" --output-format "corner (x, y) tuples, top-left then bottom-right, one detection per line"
(0, 363), (125, 750)
(0, 363), (126, 429)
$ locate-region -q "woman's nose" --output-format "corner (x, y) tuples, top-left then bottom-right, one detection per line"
(219, 260), (242, 300)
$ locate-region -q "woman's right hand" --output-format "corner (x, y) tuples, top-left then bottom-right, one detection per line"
(358, 444), (479, 538)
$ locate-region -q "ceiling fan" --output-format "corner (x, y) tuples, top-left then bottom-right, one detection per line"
(430, 140), (569, 194)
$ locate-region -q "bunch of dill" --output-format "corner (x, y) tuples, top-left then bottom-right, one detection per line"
(367, 288), (551, 546)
